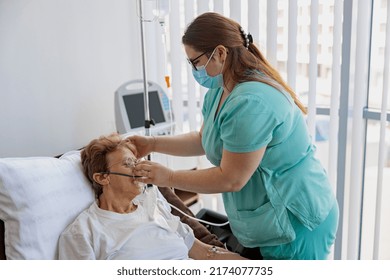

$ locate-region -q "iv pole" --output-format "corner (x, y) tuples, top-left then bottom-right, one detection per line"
(138, 0), (154, 188)
(138, 0), (154, 138)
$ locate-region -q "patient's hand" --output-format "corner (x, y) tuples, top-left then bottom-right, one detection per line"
(189, 239), (248, 260)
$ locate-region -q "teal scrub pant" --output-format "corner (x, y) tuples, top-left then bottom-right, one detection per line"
(260, 202), (339, 260)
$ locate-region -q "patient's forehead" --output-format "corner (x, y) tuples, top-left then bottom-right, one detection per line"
(106, 147), (136, 166)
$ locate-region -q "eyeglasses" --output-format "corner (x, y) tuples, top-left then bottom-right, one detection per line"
(187, 51), (209, 71)
(107, 157), (138, 169)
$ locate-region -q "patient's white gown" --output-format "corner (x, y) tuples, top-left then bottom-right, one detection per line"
(58, 186), (195, 260)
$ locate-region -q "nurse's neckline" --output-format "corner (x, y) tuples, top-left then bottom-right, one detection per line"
(214, 88), (230, 121)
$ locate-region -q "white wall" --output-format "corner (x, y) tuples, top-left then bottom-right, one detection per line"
(0, 0), (155, 157)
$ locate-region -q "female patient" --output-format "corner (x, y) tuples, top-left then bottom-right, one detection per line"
(58, 133), (244, 260)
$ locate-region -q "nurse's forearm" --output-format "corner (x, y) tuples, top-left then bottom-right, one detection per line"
(164, 148), (263, 193)
(154, 131), (204, 157)
(170, 167), (242, 194)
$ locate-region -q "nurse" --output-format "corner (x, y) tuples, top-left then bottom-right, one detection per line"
(130, 12), (339, 260)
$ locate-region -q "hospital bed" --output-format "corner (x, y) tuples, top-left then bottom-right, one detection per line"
(0, 148), (261, 260)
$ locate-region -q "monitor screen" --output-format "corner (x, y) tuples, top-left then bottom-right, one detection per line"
(123, 91), (166, 129)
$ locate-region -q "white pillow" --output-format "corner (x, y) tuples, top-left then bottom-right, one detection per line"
(0, 150), (94, 259)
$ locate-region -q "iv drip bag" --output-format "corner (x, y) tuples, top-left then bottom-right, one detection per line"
(157, 0), (170, 24)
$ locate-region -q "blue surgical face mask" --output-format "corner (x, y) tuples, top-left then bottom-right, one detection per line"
(192, 48), (224, 89)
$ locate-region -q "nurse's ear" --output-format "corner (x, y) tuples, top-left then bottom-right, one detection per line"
(216, 45), (228, 63)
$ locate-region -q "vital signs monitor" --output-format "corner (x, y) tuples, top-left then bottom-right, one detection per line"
(114, 80), (174, 135)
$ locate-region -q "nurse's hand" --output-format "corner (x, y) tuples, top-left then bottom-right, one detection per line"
(133, 160), (174, 188)
(126, 135), (155, 159)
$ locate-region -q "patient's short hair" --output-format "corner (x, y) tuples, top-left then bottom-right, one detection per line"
(81, 133), (137, 199)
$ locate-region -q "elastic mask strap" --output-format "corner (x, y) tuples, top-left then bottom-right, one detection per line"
(99, 171), (143, 179)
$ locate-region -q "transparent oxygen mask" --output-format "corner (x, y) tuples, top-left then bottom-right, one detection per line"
(100, 157), (147, 193)
(123, 157), (147, 193)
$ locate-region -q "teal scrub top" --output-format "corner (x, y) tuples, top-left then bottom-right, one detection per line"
(201, 81), (336, 248)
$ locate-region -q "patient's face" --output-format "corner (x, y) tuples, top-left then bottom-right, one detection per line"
(105, 147), (143, 196)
